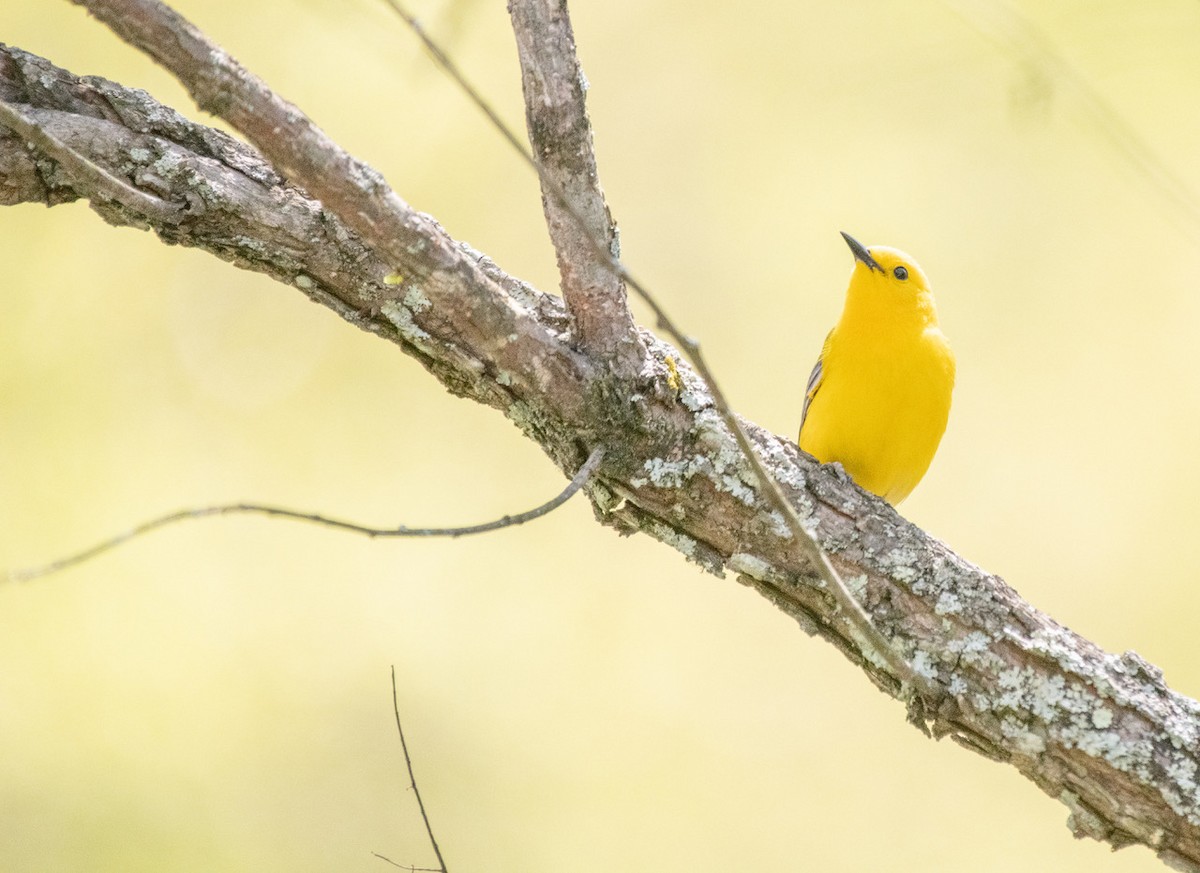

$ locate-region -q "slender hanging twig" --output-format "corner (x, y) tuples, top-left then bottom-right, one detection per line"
(6, 447), (605, 583)
(386, 666), (449, 873)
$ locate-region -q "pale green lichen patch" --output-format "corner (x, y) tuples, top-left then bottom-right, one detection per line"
(403, 286), (431, 312)
(152, 151), (183, 174)
(946, 631), (1004, 673)
(1092, 706), (1114, 729)
(649, 521), (696, 559)
(642, 457), (697, 490)
(1158, 752), (1200, 826)
(718, 474), (758, 506)
(752, 435), (809, 493)
(877, 545), (921, 586)
(1069, 720), (1132, 763)
(1165, 757), (1198, 800)
(879, 547), (1000, 623)
(1027, 625), (1093, 676)
(728, 552), (774, 582)
(934, 589), (962, 615)
(759, 509), (791, 539)
(1165, 714), (1200, 751)
(990, 660), (1185, 805)
(692, 409), (760, 504)
(1000, 715), (1047, 755)
(640, 400), (813, 519)
(496, 371), (513, 387)
(910, 649), (938, 680)
(680, 388), (706, 411)
(635, 432), (760, 508)
(294, 274), (314, 290)
(380, 299), (432, 349)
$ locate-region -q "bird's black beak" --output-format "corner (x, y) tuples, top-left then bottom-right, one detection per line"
(841, 231), (883, 274)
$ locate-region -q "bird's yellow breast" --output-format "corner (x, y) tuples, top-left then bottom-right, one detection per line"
(800, 324), (954, 503)
(799, 237), (955, 504)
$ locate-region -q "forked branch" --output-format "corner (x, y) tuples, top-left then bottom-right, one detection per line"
(507, 0), (643, 375)
(2, 3), (1200, 869)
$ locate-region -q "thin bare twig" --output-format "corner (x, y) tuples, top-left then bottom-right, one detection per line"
(382, 0), (932, 698)
(390, 666), (448, 873)
(6, 448), (605, 583)
(371, 854), (440, 872)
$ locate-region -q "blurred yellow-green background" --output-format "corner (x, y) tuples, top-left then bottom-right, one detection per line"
(3, 1), (1200, 870)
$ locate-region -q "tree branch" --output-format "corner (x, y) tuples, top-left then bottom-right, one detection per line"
(0, 98), (183, 222)
(65, 0), (597, 443)
(507, 0), (643, 375)
(3, 11), (1200, 871)
(374, 0), (922, 696)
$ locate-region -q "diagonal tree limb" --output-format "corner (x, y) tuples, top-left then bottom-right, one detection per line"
(65, 0), (598, 446)
(382, 0), (925, 695)
(500, 3), (941, 703)
(3, 20), (1200, 873)
(70, 0), (918, 702)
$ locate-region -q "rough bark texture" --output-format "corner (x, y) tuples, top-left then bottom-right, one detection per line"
(3, 5), (1200, 869)
(508, 0), (643, 376)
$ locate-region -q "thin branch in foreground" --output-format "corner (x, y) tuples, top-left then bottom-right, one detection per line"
(388, 666), (449, 873)
(381, 0), (934, 701)
(5, 447), (605, 583)
(371, 855), (440, 873)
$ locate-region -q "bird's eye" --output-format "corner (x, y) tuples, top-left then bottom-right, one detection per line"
(893, 266), (909, 281)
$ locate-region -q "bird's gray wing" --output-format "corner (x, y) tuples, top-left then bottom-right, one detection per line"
(800, 331), (832, 432)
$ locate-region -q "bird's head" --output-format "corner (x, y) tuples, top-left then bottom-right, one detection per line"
(841, 231), (932, 299)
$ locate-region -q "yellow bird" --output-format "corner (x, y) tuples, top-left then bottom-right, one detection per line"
(798, 232), (955, 504)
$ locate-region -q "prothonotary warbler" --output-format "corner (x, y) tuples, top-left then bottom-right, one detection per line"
(798, 232), (955, 504)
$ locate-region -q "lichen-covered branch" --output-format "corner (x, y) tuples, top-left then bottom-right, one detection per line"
(2, 18), (1200, 872)
(66, 0), (596, 442)
(501, 0), (922, 694)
